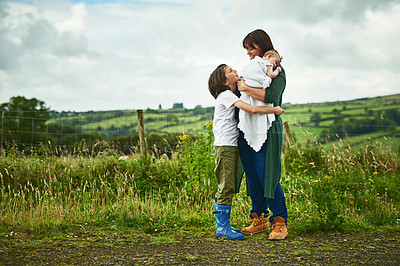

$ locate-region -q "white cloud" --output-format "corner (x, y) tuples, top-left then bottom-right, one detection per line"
(0, 0), (399, 111)
(56, 3), (87, 34)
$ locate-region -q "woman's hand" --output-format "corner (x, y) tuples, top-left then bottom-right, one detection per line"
(274, 106), (284, 115)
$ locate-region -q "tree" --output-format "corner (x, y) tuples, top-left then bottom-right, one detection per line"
(0, 96), (51, 148)
(310, 112), (321, 127)
(384, 109), (400, 124)
(193, 105), (207, 115)
(172, 103), (184, 109)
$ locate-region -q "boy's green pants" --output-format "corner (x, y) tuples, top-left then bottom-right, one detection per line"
(214, 145), (239, 206)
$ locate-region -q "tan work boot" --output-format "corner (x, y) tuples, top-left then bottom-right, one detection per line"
(268, 216), (288, 240)
(241, 213), (269, 235)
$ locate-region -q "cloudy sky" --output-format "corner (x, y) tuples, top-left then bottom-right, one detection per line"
(1, 0), (400, 111)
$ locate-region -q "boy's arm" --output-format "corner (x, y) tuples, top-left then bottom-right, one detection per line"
(233, 100), (284, 115)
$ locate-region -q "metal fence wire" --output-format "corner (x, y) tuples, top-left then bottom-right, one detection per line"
(0, 110), (214, 153)
(0, 109), (399, 154)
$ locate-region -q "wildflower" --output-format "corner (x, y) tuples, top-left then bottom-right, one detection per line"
(179, 135), (189, 141)
(323, 175), (332, 180)
(373, 172), (379, 175)
(205, 122), (213, 129)
(312, 180), (321, 183)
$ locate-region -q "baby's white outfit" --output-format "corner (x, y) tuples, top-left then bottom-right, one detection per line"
(238, 56), (275, 152)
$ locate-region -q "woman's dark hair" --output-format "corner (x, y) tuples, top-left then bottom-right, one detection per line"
(242, 29), (274, 56)
(208, 64), (230, 99)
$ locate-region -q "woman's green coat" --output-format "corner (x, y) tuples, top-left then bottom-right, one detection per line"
(235, 67), (286, 199)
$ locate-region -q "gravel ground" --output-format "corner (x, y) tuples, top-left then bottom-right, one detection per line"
(1, 231), (399, 265)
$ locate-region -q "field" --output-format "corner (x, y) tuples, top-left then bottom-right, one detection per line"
(1, 122), (399, 233)
(1, 94), (399, 264)
(283, 94), (400, 153)
(48, 107), (214, 137)
(46, 93), (400, 153)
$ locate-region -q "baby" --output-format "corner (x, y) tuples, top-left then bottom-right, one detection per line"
(238, 49), (282, 152)
(263, 50), (282, 80)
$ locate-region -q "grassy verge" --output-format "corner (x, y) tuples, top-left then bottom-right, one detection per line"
(1, 125), (399, 247)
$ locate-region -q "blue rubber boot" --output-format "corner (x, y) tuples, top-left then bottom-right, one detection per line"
(214, 202), (241, 233)
(213, 204), (244, 240)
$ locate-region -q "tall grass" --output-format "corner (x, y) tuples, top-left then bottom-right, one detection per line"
(283, 138), (399, 232)
(0, 125), (399, 235)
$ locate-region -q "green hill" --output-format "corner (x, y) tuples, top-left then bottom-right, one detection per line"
(282, 93), (400, 153)
(48, 93), (400, 153)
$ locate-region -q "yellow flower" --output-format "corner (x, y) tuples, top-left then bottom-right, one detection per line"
(312, 180), (321, 183)
(373, 172), (379, 175)
(179, 135), (189, 141)
(324, 175), (332, 180)
(205, 122), (213, 129)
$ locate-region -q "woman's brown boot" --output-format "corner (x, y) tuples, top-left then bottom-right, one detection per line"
(268, 216), (288, 240)
(241, 213), (269, 235)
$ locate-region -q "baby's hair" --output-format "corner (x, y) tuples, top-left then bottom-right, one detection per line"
(208, 64), (230, 99)
(264, 49), (283, 65)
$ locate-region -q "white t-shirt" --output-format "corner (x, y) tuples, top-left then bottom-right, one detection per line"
(213, 90), (240, 146)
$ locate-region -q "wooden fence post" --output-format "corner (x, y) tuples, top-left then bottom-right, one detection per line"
(283, 121), (296, 146)
(136, 110), (147, 157)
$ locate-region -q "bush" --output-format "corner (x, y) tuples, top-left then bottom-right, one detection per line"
(283, 143), (325, 175)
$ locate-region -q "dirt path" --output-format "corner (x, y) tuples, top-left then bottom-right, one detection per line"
(1, 231), (399, 265)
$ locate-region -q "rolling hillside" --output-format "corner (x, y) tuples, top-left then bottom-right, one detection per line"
(48, 93), (400, 153)
(282, 93), (400, 152)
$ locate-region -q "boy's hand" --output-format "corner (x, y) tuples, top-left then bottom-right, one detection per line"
(274, 106), (284, 115)
(238, 78), (246, 92)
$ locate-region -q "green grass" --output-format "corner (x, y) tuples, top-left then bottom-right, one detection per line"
(1, 126), (399, 242)
(1, 94), (400, 245)
(290, 249), (312, 256)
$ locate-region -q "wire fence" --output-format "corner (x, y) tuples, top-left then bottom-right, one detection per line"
(0, 109), (214, 154)
(1, 109), (399, 155)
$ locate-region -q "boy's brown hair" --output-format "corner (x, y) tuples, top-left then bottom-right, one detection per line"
(208, 64), (230, 99)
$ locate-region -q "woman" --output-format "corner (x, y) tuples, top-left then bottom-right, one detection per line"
(208, 64), (284, 241)
(236, 29), (288, 240)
